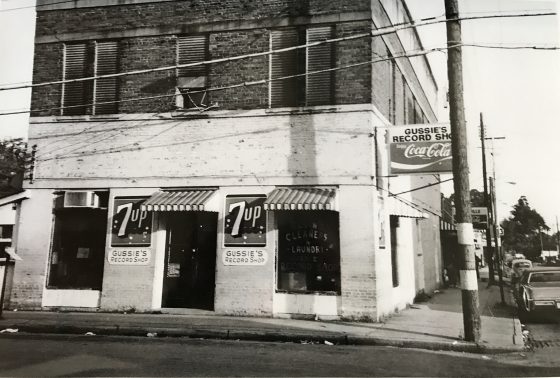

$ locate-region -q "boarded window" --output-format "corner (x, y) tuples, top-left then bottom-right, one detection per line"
(93, 41), (119, 115)
(176, 35), (209, 109)
(270, 28), (305, 107)
(62, 41), (119, 115)
(62, 43), (89, 115)
(306, 26), (334, 106)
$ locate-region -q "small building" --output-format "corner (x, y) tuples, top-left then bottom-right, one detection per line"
(6, 0), (443, 321)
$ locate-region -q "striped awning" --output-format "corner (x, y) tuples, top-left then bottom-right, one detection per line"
(263, 187), (336, 211)
(388, 196), (428, 219)
(141, 189), (216, 211)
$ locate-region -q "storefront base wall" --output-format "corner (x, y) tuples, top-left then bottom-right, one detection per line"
(273, 293), (340, 319)
(42, 289), (101, 308)
(375, 217), (416, 320)
(338, 186), (377, 320)
(100, 188), (160, 312)
(9, 190), (53, 310)
(214, 187), (275, 316)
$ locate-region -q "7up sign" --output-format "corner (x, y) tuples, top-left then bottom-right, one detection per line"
(111, 197), (152, 246)
(224, 195), (266, 246)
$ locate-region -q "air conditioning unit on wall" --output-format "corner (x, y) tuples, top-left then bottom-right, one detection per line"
(63, 191), (100, 208)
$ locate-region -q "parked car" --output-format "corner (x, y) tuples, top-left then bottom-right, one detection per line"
(515, 267), (560, 321)
(510, 259), (532, 284)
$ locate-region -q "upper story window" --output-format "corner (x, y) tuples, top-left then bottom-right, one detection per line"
(176, 35), (209, 110)
(62, 41), (119, 116)
(270, 26), (334, 108)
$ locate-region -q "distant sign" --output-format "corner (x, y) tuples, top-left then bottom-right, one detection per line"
(388, 124), (452, 174)
(471, 207), (488, 229)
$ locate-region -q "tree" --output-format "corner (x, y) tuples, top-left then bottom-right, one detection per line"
(501, 196), (549, 260)
(0, 138), (31, 198)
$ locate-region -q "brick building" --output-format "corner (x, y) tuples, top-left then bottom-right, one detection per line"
(7, 0), (443, 320)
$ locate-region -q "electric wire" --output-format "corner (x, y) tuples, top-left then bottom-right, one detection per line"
(3, 44), (458, 118)
(3, 39), (558, 118)
(0, 11), (555, 92)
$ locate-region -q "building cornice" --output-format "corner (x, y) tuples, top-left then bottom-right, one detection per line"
(35, 12), (372, 44)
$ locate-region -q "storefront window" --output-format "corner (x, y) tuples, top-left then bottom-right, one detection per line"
(277, 211), (340, 294)
(47, 192), (108, 290)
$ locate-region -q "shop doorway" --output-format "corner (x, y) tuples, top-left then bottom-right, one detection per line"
(162, 212), (217, 310)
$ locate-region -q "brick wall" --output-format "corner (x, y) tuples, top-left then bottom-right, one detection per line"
(339, 185), (377, 320)
(30, 0), (375, 115)
(9, 190), (53, 309)
(35, 0), (371, 37)
(30, 44), (63, 117)
(215, 199), (276, 316)
(208, 30), (270, 109)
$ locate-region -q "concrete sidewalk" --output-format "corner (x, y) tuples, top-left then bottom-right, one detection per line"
(0, 280), (523, 354)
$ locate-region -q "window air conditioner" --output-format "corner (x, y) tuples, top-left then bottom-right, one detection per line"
(176, 76), (208, 109)
(63, 191), (100, 208)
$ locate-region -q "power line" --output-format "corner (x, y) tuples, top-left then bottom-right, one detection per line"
(0, 0), (76, 12)
(0, 11), (555, 92)
(391, 177), (454, 196)
(3, 45), (457, 118)
(3, 38), (557, 119)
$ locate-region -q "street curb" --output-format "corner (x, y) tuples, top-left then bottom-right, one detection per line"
(0, 323), (526, 354)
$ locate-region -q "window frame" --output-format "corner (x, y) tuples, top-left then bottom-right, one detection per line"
(61, 40), (119, 116)
(275, 210), (341, 295)
(46, 191), (109, 290)
(269, 25), (335, 108)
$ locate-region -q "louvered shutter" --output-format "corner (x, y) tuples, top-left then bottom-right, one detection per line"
(306, 26), (334, 106)
(62, 43), (88, 115)
(94, 41), (119, 115)
(270, 29), (304, 107)
(177, 35), (207, 78)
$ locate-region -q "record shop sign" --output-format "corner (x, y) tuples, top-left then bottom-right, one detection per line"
(108, 248), (151, 265)
(388, 124), (452, 175)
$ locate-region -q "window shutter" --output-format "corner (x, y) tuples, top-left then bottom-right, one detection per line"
(62, 43), (88, 115)
(306, 26), (334, 106)
(270, 29), (303, 107)
(177, 35), (207, 78)
(94, 41), (119, 115)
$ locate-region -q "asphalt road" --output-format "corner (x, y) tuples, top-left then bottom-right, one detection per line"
(0, 333), (557, 377)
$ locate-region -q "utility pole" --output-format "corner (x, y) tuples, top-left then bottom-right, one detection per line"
(480, 114), (495, 285)
(445, 0), (481, 342)
(556, 216), (560, 252)
(490, 176), (505, 304)
(0, 250), (8, 319)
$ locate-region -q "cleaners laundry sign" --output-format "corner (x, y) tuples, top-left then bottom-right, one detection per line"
(388, 124), (452, 174)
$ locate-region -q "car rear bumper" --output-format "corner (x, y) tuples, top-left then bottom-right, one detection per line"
(529, 300), (560, 311)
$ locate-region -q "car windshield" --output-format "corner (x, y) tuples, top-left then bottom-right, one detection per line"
(529, 272), (560, 283)
(514, 262), (531, 269)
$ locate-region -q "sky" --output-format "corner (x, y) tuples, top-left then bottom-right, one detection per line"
(0, 0), (559, 229)
(407, 0), (560, 230)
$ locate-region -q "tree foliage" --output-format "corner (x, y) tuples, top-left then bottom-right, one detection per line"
(501, 196), (551, 260)
(0, 138), (30, 197)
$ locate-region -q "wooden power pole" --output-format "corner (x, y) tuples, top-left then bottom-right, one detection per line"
(445, 0), (481, 342)
(480, 114), (495, 285)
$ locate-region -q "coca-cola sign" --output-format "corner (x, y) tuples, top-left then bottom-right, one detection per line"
(388, 124), (453, 174)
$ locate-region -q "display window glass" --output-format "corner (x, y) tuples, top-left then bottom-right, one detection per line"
(276, 210), (340, 294)
(47, 192), (109, 290)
